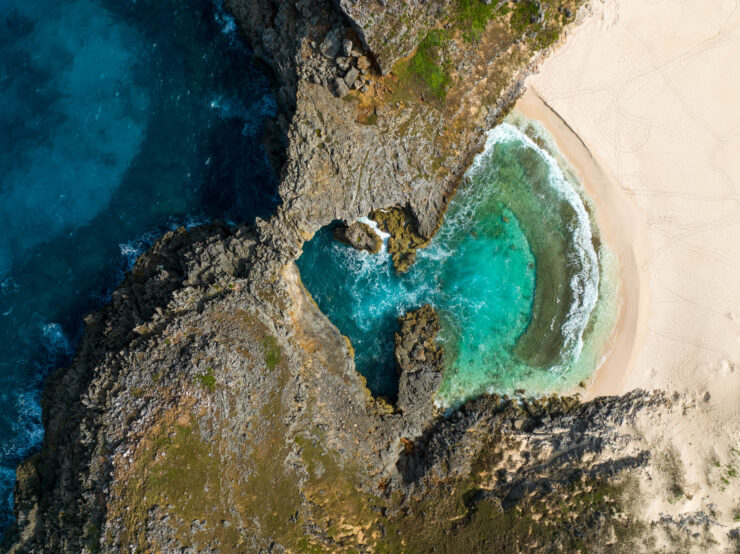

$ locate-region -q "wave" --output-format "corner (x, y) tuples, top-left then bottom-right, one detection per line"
(41, 322), (72, 358)
(0, 320), (71, 523)
(357, 216), (391, 252)
(482, 122), (600, 373)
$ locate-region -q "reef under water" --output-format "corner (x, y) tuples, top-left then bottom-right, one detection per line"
(298, 116), (618, 406)
(0, 0), (277, 531)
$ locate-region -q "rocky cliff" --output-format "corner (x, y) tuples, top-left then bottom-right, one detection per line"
(4, 1), (737, 552)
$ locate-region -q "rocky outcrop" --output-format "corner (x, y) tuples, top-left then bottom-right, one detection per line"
(372, 207), (431, 272)
(336, 0), (454, 74)
(333, 220), (382, 253)
(394, 305), (443, 428)
(226, 0), (588, 260)
(1, 217), (672, 551)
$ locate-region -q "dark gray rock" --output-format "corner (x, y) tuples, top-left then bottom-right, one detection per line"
(320, 32), (341, 59)
(333, 221), (382, 253)
(334, 76), (350, 97)
(343, 66), (359, 88)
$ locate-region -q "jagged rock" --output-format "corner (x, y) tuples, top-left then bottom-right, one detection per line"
(371, 207), (430, 272)
(343, 66), (359, 88)
(394, 305), (442, 376)
(334, 76), (350, 97)
(333, 221), (382, 253)
(355, 55), (371, 71)
(335, 56), (351, 71)
(395, 305), (444, 429)
(337, 0), (457, 74)
(320, 32), (341, 59)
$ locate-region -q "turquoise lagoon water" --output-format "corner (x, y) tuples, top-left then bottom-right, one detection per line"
(298, 117), (617, 407)
(0, 0), (277, 532)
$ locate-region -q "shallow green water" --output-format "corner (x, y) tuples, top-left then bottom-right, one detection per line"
(298, 116), (617, 407)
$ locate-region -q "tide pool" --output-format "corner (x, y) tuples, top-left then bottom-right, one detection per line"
(298, 117), (618, 407)
(0, 0), (277, 532)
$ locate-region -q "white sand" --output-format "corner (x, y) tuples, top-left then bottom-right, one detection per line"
(515, 0), (740, 546)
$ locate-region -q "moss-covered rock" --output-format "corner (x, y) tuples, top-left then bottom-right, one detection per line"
(371, 207), (430, 272)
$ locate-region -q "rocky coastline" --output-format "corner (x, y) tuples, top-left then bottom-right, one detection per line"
(4, 1), (736, 552)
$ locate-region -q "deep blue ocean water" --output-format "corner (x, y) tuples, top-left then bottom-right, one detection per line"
(0, 0), (277, 532)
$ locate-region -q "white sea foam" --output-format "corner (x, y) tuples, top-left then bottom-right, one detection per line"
(212, 0), (238, 40)
(357, 216), (391, 252)
(481, 123), (600, 372)
(41, 322), (71, 357)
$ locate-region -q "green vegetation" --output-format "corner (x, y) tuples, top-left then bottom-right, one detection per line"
(363, 112), (378, 126)
(711, 446), (739, 490)
(371, 477), (642, 552)
(108, 421), (241, 550)
(108, 400), (642, 551)
(510, 0), (541, 33)
(262, 335), (281, 370)
(84, 523), (102, 553)
(194, 367), (216, 391)
(406, 29), (452, 102)
(536, 25), (561, 48)
(294, 433), (384, 548)
(455, 0), (498, 42)
(383, 0), (582, 113)
(371, 207), (431, 272)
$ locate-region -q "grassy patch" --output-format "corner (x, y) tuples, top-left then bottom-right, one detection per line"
(109, 421), (241, 550)
(455, 0), (497, 42)
(362, 112), (379, 126)
(710, 446), (740, 490)
(374, 478), (642, 552)
(262, 335), (281, 371)
(389, 29), (452, 106)
(510, 0), (540, 33)
(194, 367), (216, 392)
(295, 432), (384, 548)
(410, 30), (451, 101)
(535, 25), (561, 49)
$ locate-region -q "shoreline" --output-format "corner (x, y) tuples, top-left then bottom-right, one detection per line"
(514, 88), (650, 399)
(514, 0), (740, 540)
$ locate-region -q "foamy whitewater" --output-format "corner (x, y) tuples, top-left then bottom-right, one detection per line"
(298, 115), (618, 407)
(485, 123), (600, 375)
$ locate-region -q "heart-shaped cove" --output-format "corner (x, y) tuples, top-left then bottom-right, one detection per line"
(297, 119), (619, 408)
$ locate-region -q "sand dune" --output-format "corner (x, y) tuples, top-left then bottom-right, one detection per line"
(516, 0), (740, 545)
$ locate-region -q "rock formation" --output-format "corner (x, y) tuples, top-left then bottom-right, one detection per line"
(332, 221), (382, 253)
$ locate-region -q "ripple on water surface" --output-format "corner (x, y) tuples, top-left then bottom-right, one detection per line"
(298, 117), (618, 408)
(0, 0), (277, 532)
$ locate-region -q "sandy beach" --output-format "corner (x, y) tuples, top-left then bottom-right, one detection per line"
(515, 0), (740, 542)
